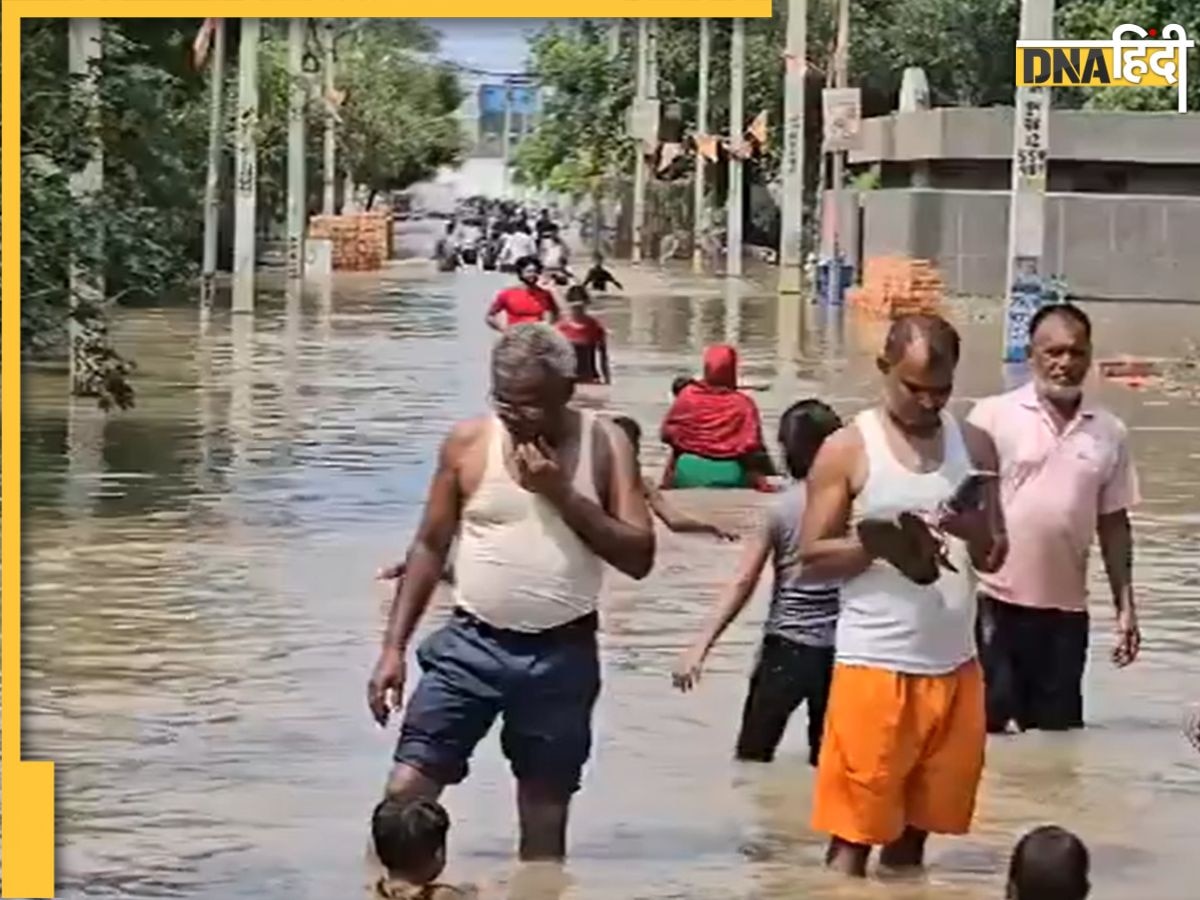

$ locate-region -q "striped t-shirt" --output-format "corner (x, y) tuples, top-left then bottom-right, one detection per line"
(764, 483), (840, 648)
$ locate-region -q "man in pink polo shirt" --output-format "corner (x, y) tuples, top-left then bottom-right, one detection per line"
(967, 304), (1140, 734)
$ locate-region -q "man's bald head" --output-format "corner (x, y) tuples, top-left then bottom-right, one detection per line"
(882, 314), (961, 370)
(877, 314), (961, 435)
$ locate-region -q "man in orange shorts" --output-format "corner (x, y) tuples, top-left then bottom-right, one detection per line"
(799, 314), (1007, 876)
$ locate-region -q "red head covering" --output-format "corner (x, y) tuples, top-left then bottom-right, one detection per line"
(660, 344), (764, 459)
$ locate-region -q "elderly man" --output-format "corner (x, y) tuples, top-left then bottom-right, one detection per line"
(367, 324), (654, 862)
(968, 304), (1140, 735)
(800, 314), (1006, 877)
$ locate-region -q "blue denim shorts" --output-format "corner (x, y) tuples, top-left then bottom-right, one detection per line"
(394, 608), (601, 795)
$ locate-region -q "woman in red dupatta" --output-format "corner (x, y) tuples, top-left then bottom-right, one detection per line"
(659, 345), (776, 489)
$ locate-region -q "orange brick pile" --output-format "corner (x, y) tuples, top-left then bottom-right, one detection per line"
(846, 256), (944, 318)
(308, 212), (391, 271)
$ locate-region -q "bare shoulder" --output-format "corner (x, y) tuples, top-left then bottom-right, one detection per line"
(812, 423), (864, 475)
(444, 417), (490, 460)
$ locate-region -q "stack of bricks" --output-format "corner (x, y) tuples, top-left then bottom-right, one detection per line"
(308, 212), (391, 271)
(845, 256), (945, 318)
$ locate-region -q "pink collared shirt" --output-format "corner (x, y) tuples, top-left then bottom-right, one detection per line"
(967, 382), (1140, 612)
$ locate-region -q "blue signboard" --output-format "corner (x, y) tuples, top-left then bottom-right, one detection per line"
(479, 84), (538, 116)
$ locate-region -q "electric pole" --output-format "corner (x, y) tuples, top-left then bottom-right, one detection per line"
(201, 19), (225, 307)
(726, 18), (745, 278)
(232, 18), (261, 314)
(778, 0), (807, 294)
(692, 18), (711, 274)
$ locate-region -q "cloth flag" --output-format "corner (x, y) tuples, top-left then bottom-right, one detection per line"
(192, 18), (219, 70)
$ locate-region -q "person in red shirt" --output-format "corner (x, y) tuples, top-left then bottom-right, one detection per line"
(556, 285), (610, 384)
(485, 256), (560, 331)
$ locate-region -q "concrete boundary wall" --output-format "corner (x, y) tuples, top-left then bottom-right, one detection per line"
(852, 188), (1200, 303)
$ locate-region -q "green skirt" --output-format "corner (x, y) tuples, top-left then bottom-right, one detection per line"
(672, 453), (748, 489)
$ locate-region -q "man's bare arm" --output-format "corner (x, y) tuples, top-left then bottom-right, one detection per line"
(380, 424), (472, 651)
(1098, 509), (1134, 612)
(548, 422), (655, 579)
(799, 428), (873, 581)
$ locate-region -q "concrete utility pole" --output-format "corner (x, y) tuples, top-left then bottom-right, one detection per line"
(232, 18), (261, 314)
(1002, 0), (1054, 362)
(692, 18), (711, 274)
(501, 80), (513, 197)
(322, 18), (336, 215)
(68, 18), (105, 395)
(726, 18), (745, 277)
(201, 19), (225, 307)
(286, 18), (306, 297)
(828, 0), (850, 260)
(631, 19), (650, 263)
(778, 0), (807, 293)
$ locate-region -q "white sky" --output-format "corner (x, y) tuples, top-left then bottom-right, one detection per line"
(426, 19), (555, 74)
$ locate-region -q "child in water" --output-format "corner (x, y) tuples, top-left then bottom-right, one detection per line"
(1006, 826), (1090, 900)
(672, 399), (843, 765)
(556, 285), (610, 385)
(611, 415), (737, 541)
(582, 254), (623, 293)
(371, 797), (476, 899)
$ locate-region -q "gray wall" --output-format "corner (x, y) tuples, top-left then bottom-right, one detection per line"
(854, 188), (1200, 303)
(851, 108), (1200, 166)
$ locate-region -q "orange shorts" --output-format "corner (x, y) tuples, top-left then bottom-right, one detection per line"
(811, 659), (985, 846)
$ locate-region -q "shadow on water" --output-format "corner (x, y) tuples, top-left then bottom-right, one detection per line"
(19, 252), (1200, 898)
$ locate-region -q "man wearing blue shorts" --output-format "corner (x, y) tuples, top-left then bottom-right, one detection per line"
(367, 324), (655, 861)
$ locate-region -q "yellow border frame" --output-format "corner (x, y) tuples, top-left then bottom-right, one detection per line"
(1, 3), (768, 896)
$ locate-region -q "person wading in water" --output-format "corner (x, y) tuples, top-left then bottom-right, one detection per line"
(799, 314), (1007, 877)
(367, 324), (654, 863)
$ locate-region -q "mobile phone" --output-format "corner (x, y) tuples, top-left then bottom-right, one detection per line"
(947, 471), (997, 513)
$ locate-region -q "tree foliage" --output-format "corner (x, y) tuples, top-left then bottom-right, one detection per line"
(1056, 0), (1200, 111)
(514, 21), (633, 196)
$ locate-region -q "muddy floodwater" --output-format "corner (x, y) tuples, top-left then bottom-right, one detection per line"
(19, 240), (1200, 898)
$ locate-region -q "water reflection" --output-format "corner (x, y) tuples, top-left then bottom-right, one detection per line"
(19, 258), (1200, 899)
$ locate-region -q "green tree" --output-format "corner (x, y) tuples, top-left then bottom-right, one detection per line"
(1057, 0), (1200, 111)
(514, 21), (634, 196)
(336, 25), (465, 206)
(517, 3), (1023, 201)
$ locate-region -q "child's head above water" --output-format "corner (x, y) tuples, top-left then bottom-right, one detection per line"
(1006, 825), (1090, 900)
(777, 399), (842, 480)
(671, 375), (693, 397)
(372, 796), (450, 886)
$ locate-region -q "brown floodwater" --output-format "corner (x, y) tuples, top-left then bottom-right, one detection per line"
(19, 248), (1200, 898)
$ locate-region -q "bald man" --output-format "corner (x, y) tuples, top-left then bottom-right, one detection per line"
(800, 314), (1007, 877)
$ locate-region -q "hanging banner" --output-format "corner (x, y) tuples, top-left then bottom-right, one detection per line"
(746, 110), (768, 148)
(822, 87), (862, 151)
(192, 18), (220, 69)
(657, 142), (684, 173)
(695, 133), (720, 162)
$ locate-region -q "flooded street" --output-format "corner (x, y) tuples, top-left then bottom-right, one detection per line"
(20, 230), (1200, 899)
